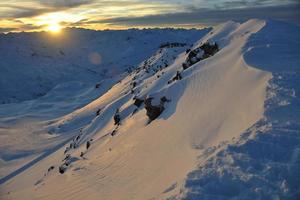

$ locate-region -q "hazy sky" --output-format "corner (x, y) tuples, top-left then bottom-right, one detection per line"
(0, 0), (299, 32)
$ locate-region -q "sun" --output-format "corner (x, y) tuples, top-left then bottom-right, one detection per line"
(47, 23), (62, 33)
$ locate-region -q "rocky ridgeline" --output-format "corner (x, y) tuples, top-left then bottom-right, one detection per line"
(159, 42), (187, 49)
(46, 41), (217, 177)
(128, 41), (189, 79)
(183, 42), (219, 70)
(43, 41), (198, 177)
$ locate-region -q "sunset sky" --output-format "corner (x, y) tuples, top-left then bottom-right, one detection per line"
(0, 0), (299, 33)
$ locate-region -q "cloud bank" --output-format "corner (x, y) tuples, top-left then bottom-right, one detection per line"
(0, 0), (299, 33)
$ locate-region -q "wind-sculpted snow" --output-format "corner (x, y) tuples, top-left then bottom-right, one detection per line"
(0, 40), (191, 184)
(0, 19), (299, 200)
(181, 20), (300, 200)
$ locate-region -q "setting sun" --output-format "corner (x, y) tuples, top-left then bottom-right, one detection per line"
(47, 23), (62, 33)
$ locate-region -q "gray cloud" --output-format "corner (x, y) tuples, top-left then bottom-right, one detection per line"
(1, 0), (299, 32)
(96, 3), (300, 27)
(10, 9), (55, 19)
(0, 27), (16, 33)
(0, 21), (47, 33)
(0, 0), (94, 19)
(39, 0), (94, 8)
(0, 4), (61, 19)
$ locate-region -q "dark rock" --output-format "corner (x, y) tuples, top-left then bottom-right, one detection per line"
(131, 81), (137, 88)
(144, 97), (168, 123)
(59, 166), (66, 174)
(159, 42), (187, 48)
(63, 154), (71, 161)
(161, 96), (171, 103)
(182, 62), (189, 70)
(200, 42), (219, 56)
(134, 98), (144, 107)
(48, 166), (55, 172)
(96, 108), (101, 116)
(86, 141), (91, 149)
(95, 83), (101, 88)
(168, 71), (182, 84)
(173, 71), (182, 81)
(187, 50), (198, 61)
(183, 42), (219, 70)
(64, 147), (69, 154)
(114, 109), (121, 125)
(111, 129), (117, 136)
(75, 134), (80, 141)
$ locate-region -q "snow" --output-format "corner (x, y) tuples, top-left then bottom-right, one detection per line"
(0, 28), (209, 104)
(0, 19), (299, 200)
(181, 20), (300, 200)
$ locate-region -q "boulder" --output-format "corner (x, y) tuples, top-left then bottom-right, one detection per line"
(144, 96), (170, 123)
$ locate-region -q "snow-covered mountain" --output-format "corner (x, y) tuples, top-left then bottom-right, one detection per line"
(0, 28), (209, 103)
(0, 19), (299, 200)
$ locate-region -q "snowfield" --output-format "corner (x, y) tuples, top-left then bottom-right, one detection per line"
(0, 28), (208, 104)
(0, 19), (299, 200)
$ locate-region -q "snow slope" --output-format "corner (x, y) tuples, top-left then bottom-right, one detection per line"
(182, 20), (300, 200)
(0, 28), (209, 103)
(0, 19), (299, 200)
